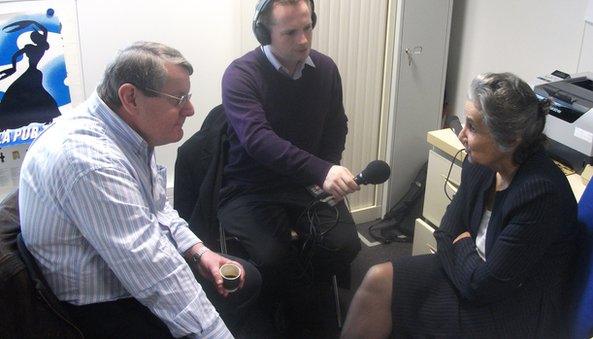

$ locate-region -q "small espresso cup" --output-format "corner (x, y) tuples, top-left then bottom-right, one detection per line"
(219, 263), (242, 292)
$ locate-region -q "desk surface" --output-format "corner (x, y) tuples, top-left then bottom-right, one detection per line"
(427, 128), (590, 201)
(427, 128), (464, 158)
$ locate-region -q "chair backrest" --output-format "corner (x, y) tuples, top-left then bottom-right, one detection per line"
(572, 179), (593, 339)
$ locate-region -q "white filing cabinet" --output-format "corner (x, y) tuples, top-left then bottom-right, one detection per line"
(423, 150), (462, 227)
(413, 148), (462, 255)
(412, 218), (437, 256)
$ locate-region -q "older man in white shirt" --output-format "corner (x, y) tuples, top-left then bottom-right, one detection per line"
(19, 41), (260, 339)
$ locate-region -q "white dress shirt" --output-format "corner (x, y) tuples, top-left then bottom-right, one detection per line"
(475, 209), (491, 261)
(19, 92), (232, 338)
(262, 45), (315, 79)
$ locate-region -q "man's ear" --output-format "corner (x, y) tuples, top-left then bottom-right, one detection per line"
(118, 83), (140, 116)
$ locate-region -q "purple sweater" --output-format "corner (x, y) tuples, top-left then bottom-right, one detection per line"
(221, 47), (347, 189)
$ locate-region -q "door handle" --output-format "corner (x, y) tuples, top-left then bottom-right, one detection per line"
(405, 46), (423, 66)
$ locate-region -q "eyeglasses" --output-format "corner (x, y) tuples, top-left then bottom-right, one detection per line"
(143, 87), (192, 107)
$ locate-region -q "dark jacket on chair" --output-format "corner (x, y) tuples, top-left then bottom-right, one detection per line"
(0, 189), (83, 338)
(174, 104), (228, 248)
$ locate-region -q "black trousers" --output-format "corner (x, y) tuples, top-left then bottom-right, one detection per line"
(61, 255), (260, 339)
(218, 187), (361, 328)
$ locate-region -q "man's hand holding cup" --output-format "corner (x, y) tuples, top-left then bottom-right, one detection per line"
(187, 243), (245, 297)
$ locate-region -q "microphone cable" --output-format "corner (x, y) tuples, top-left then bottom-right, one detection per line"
(444, 148), (465, 201)
(301, 199), (340, 248)
(294, 198), (341, 281)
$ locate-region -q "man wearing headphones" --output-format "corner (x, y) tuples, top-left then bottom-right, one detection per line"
(219, 0), (361, 334)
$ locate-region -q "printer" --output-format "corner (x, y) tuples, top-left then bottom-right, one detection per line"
(534, 73), (593, 172)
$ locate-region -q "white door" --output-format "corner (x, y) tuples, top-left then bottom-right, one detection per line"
(312, 0), (390, 222)
(385, 0), (453, 208)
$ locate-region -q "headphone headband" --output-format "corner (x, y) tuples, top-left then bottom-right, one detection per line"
(252, 0), (274, 25)
(252, 0), (316, 45)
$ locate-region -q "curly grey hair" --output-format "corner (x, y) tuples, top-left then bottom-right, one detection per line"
(468, 72), (549, 164)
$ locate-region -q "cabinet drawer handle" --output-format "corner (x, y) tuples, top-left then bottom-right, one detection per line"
(440, 174), (459, 194)
(445, 181), (458, 194)
(440, 174), (460, 188)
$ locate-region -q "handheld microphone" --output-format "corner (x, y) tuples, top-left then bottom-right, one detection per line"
(306, 160), (391, 206)
(354, 160), (391, 185)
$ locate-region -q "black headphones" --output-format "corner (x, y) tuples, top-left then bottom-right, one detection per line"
(252, 0), (317, 46)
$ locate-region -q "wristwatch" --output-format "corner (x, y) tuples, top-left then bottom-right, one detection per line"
(191, 246), (210, 264)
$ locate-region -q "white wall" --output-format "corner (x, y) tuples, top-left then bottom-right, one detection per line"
(578, 21), (593, 72)
(446, 0), (590, 121)
(19, 0), (590, 195)
(75, 0), (246, 188)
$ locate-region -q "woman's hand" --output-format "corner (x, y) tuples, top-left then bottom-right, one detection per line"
(453, 231), (471, 244)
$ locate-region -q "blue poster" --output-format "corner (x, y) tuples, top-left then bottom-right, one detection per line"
(0, 7), (70, 143)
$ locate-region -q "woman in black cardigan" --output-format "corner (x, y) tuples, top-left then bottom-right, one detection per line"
(342, 72), (578, 338)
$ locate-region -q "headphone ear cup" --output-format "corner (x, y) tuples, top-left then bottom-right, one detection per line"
(254, 22), (271, 45)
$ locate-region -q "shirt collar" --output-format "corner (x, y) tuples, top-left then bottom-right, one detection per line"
(262, 45), (315, 80)
(88, 91), (152, 157)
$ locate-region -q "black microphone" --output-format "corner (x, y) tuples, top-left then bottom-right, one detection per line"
(306, 160), (391, 206)
(354, 160), (391, 185)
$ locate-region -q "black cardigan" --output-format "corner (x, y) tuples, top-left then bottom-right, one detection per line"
(434, 148), (578, 337)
